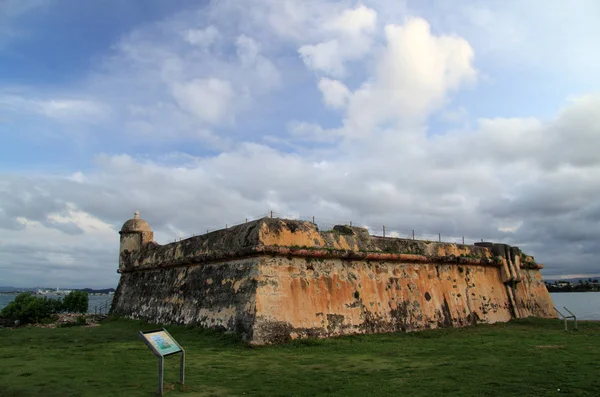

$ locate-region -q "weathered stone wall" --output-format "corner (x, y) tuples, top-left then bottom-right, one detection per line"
(252, 257), (512, 344)
(515, 269), (555, 318)
(111, 258), (259, 341)
(111, 217), (555, 344)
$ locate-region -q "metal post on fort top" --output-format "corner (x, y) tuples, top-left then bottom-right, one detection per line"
(412, 230), (415, 240)
(383, 225), (386, 237)
(439, 233), (441, 242)
(462, 236), (465, 245)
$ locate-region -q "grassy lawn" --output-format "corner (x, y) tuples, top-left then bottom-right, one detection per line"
(1, 317), (599, 396)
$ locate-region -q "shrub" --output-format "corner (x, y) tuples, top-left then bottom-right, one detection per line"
(62, 291), (89, 314)
(0, 292), (61, 324)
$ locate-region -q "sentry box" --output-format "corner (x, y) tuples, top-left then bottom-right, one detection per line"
(139, 328), (185, 395)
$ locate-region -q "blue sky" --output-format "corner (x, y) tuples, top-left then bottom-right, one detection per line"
(1, 0), (600, 288)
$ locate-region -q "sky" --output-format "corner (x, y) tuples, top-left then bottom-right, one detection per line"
(1, 0), (599, 288)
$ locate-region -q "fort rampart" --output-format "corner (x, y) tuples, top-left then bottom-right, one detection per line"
(111, 213), (555, 344)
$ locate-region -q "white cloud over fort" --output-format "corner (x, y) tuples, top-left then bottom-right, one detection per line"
(1, 0), (599, 287)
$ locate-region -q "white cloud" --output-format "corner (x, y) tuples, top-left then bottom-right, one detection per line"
(171, 78), (235, 124)
(0, 3), (286, 147)
(236, 35), (260, 66)
(318, 78), (350, 109)
(408, 0), (600, 83)
(0, 93), (109, 122)
(431, 94), (600, 170)
(2, 0), (600, 288)
(340, 17), (477, 137)
(3, 92), (600, 285)
(184, 25), (220, 47)
(328, 4), (377, 36)
(287, 121), (339, 143)
(94, 6), (285, 143)
(37, 99), (108, 121)
(299, 40), (345, 77)
(235, 0), (345, 43)
(67, 172), (86, 183)
(46, 202), (115, 235)
(236, 34), (281, 89)
(298, 4), (378, 76)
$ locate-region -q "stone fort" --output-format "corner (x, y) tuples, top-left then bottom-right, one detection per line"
(111, 211), (555, 344)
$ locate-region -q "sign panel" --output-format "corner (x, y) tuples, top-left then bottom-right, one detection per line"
(139, 328), (185, 395)
(140, 329), (182, 357)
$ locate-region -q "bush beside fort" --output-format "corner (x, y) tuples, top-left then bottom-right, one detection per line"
(0, 290), (89, 326)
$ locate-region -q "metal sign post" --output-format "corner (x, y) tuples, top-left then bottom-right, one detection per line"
(139, 328), (185, 395)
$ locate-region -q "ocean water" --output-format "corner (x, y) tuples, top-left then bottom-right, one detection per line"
(0, 294), (113, 314)
(549, 292), (600, 320)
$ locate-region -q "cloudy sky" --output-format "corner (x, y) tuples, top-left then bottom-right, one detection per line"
(1, 0), (599, 288)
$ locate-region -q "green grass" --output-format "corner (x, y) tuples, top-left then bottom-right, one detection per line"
(1, 318), (600, 396)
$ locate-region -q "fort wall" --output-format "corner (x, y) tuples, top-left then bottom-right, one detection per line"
(111, 216), (555, 344)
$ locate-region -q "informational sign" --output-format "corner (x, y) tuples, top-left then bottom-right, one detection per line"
(139, 328), (185, 395)
(140, 330), (182, 356)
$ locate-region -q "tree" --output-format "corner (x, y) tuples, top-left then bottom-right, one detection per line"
(62, 291), (89, 313)
(0, 292), (61, 324)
